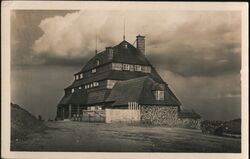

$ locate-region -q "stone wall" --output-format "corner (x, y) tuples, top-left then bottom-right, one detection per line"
(140, 106), (178, 126)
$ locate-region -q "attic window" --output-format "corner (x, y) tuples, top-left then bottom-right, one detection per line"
(142, 66), (151, 73)
(80, 73), (83, 79)
(71, 88), (75, 93)
(124, 43), (128, 48)
(122, 64), (129, 71)
(135, 65), (142, 71)
(75, 74), (79, 80)
(112, 63), (122, 71)
(154, 90), (164, 101)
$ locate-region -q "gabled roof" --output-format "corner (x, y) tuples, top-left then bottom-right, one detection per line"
(105, 76), (181, 106)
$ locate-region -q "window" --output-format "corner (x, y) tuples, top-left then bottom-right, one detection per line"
(71, 88), (75, 93)
(92, 68), (96, 73)
(135, 65), (142, 71)
(75, 74), (79, 80)
(124, 43), (128, 48)
(90, 83), (93, 88)
(112, 63), (122, 71)
(122, 64), (129, 71)
(154, 90), (164, 101)
(142, 66), (151, 73)
(93, 82), (99, 87)
(79, 86), (82, 90)
(85, 85), (88, 89)
(129, 65), (134, 71)
(80, 73), (83, 79)
(96, 60), (100, 66)
(107, 80), (117, 89)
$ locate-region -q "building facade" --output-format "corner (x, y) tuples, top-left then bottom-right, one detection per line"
(56, 35), (196, 125)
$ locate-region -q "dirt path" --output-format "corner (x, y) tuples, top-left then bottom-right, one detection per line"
(11, 121), (241, 152)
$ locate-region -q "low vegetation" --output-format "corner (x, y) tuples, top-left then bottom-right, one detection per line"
(11, 103), (46, 141)
(201, 119), (241, 137)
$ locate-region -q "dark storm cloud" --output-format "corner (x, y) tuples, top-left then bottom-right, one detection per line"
(147, 12), (241, 77)
(11, 10), (79, 67)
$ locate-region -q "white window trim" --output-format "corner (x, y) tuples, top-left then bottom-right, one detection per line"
(122, 64), (130, 71)
(80, 73), (83, 79)
(135, 65), (142, 71)
(155, 90), (164, 101)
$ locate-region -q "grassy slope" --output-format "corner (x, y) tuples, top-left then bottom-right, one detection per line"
(11, 103), (46, 141)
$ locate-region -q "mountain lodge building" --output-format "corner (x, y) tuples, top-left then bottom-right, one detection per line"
(56, 35), (200, 125)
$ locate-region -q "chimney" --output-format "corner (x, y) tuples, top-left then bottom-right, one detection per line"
(106, 47), (113, 60)
(136, 35), (145, 55)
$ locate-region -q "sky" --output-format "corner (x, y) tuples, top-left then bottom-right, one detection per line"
(11, 10), (241, 121)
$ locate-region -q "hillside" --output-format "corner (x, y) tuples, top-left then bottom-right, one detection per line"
(11, 103), (46, 141)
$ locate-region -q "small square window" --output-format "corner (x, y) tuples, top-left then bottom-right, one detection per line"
(154, 90), (164, 101)
(135, 65), (142, 71)
(92, 68), (96, 73)
(122, 64), (129, 71)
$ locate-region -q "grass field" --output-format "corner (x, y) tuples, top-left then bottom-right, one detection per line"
(11, 121), (241, 152)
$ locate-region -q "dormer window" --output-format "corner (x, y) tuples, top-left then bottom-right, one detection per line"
(75, 74), (79, 80)
(92, 68), (96, 73)
(80, 73), (83, 79)
(154, 90), (164, 101)
(96, 59), (100, 66)
(71, 88), (75, 93)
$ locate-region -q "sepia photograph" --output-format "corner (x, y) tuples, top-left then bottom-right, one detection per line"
(1, 1), (248, 159)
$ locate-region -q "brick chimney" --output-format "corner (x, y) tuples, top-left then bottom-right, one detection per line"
(136, 35), (145, 55)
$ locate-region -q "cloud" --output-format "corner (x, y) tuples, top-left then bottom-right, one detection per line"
(31, 11), (241, 77)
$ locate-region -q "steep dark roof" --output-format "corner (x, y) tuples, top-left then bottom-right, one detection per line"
(66, 69), (164, 89)
(106, 76), (181, 106)
(58, 88), (112, 106)
(80, 41), (151, 72)
(178, 109), (201, 119)
(58, 90), (88, 105)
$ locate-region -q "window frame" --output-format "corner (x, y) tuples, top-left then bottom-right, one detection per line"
(122, 64), (130, 71)
(135, 65), (142, 71)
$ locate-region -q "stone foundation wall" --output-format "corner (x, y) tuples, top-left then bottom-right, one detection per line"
(140, 106), (178, 126)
